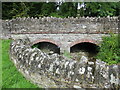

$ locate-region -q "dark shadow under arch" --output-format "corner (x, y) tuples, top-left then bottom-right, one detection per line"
(70, 42), (100, 57)
(32, 42), (60, 54)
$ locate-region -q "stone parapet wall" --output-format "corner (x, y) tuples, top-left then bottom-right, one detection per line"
(2, 17), (119, 35)
(10, 39), (120, 88)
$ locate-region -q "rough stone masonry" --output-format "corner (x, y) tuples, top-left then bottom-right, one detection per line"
(2, 16), (119, 53)
(2, 16), (118, 35)
(10, 38), (120, 89)
(3, 16), (119, 89)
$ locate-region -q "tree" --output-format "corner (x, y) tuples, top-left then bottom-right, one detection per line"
(2, 2), (120, 20)
(58, 2), (77, 17)
(2, 2), (30, 19)
(84, 2), (120, 17)
(27, 2), (43, 17)
(41, 2), (56, 16)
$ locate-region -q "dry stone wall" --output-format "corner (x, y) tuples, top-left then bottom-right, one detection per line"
(10, 39), (120, 89)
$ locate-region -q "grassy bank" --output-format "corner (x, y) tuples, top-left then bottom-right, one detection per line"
(1, 39), (38, 88)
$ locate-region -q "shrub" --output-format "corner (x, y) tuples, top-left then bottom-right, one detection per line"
(96, 34), (120, 64)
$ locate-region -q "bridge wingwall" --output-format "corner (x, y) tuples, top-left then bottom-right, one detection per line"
(10, 39), (120, 88)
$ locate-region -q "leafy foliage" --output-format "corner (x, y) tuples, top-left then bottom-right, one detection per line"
(2, 2), (120, 20)
(41, 3), (56, 16)
(58, 2), (77, 17)
(84, 2), (120, 17)
(96, 34), (120, 65)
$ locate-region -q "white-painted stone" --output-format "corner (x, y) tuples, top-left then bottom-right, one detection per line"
(56, 68), (60, 74)
(78, 67), (85, 74)
(64, 61), (69, 68)
(36, 56), (39, 61)
(88, 61), (94, 65)
(30, 52), (38, 61)
(55, 61), (59, 65)
(25, 70), (29, 75)
(73, 85), (81, 88)
(110, 74), (119, 85)
(49, 64), (54, 72)
(38, 64), (41, 68)
(69, 62), (75, 69)
(80, 56), (88, 63)
(87, 67), (92, 71)
(75, 78), (79, 82)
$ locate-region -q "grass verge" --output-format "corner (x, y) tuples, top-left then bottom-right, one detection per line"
(1, 39), (38, 88)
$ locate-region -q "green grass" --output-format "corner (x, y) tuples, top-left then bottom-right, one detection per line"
(1, 39), (39, 88)
(63, 51), (73, 59)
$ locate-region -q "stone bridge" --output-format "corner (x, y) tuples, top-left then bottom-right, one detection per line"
(11, 33), (108, 53)
(2, 17), (120, 88)
(2, 16), (119, 54)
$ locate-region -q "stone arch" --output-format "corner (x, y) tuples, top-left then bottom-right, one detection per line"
(70, 39), (98, 47)
(70, 39), (100, 57)
(31, 39), (61, 54)
(31, 38), (61, 47)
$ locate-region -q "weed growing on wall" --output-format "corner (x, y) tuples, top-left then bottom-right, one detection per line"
(63, 51), (73, 59)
